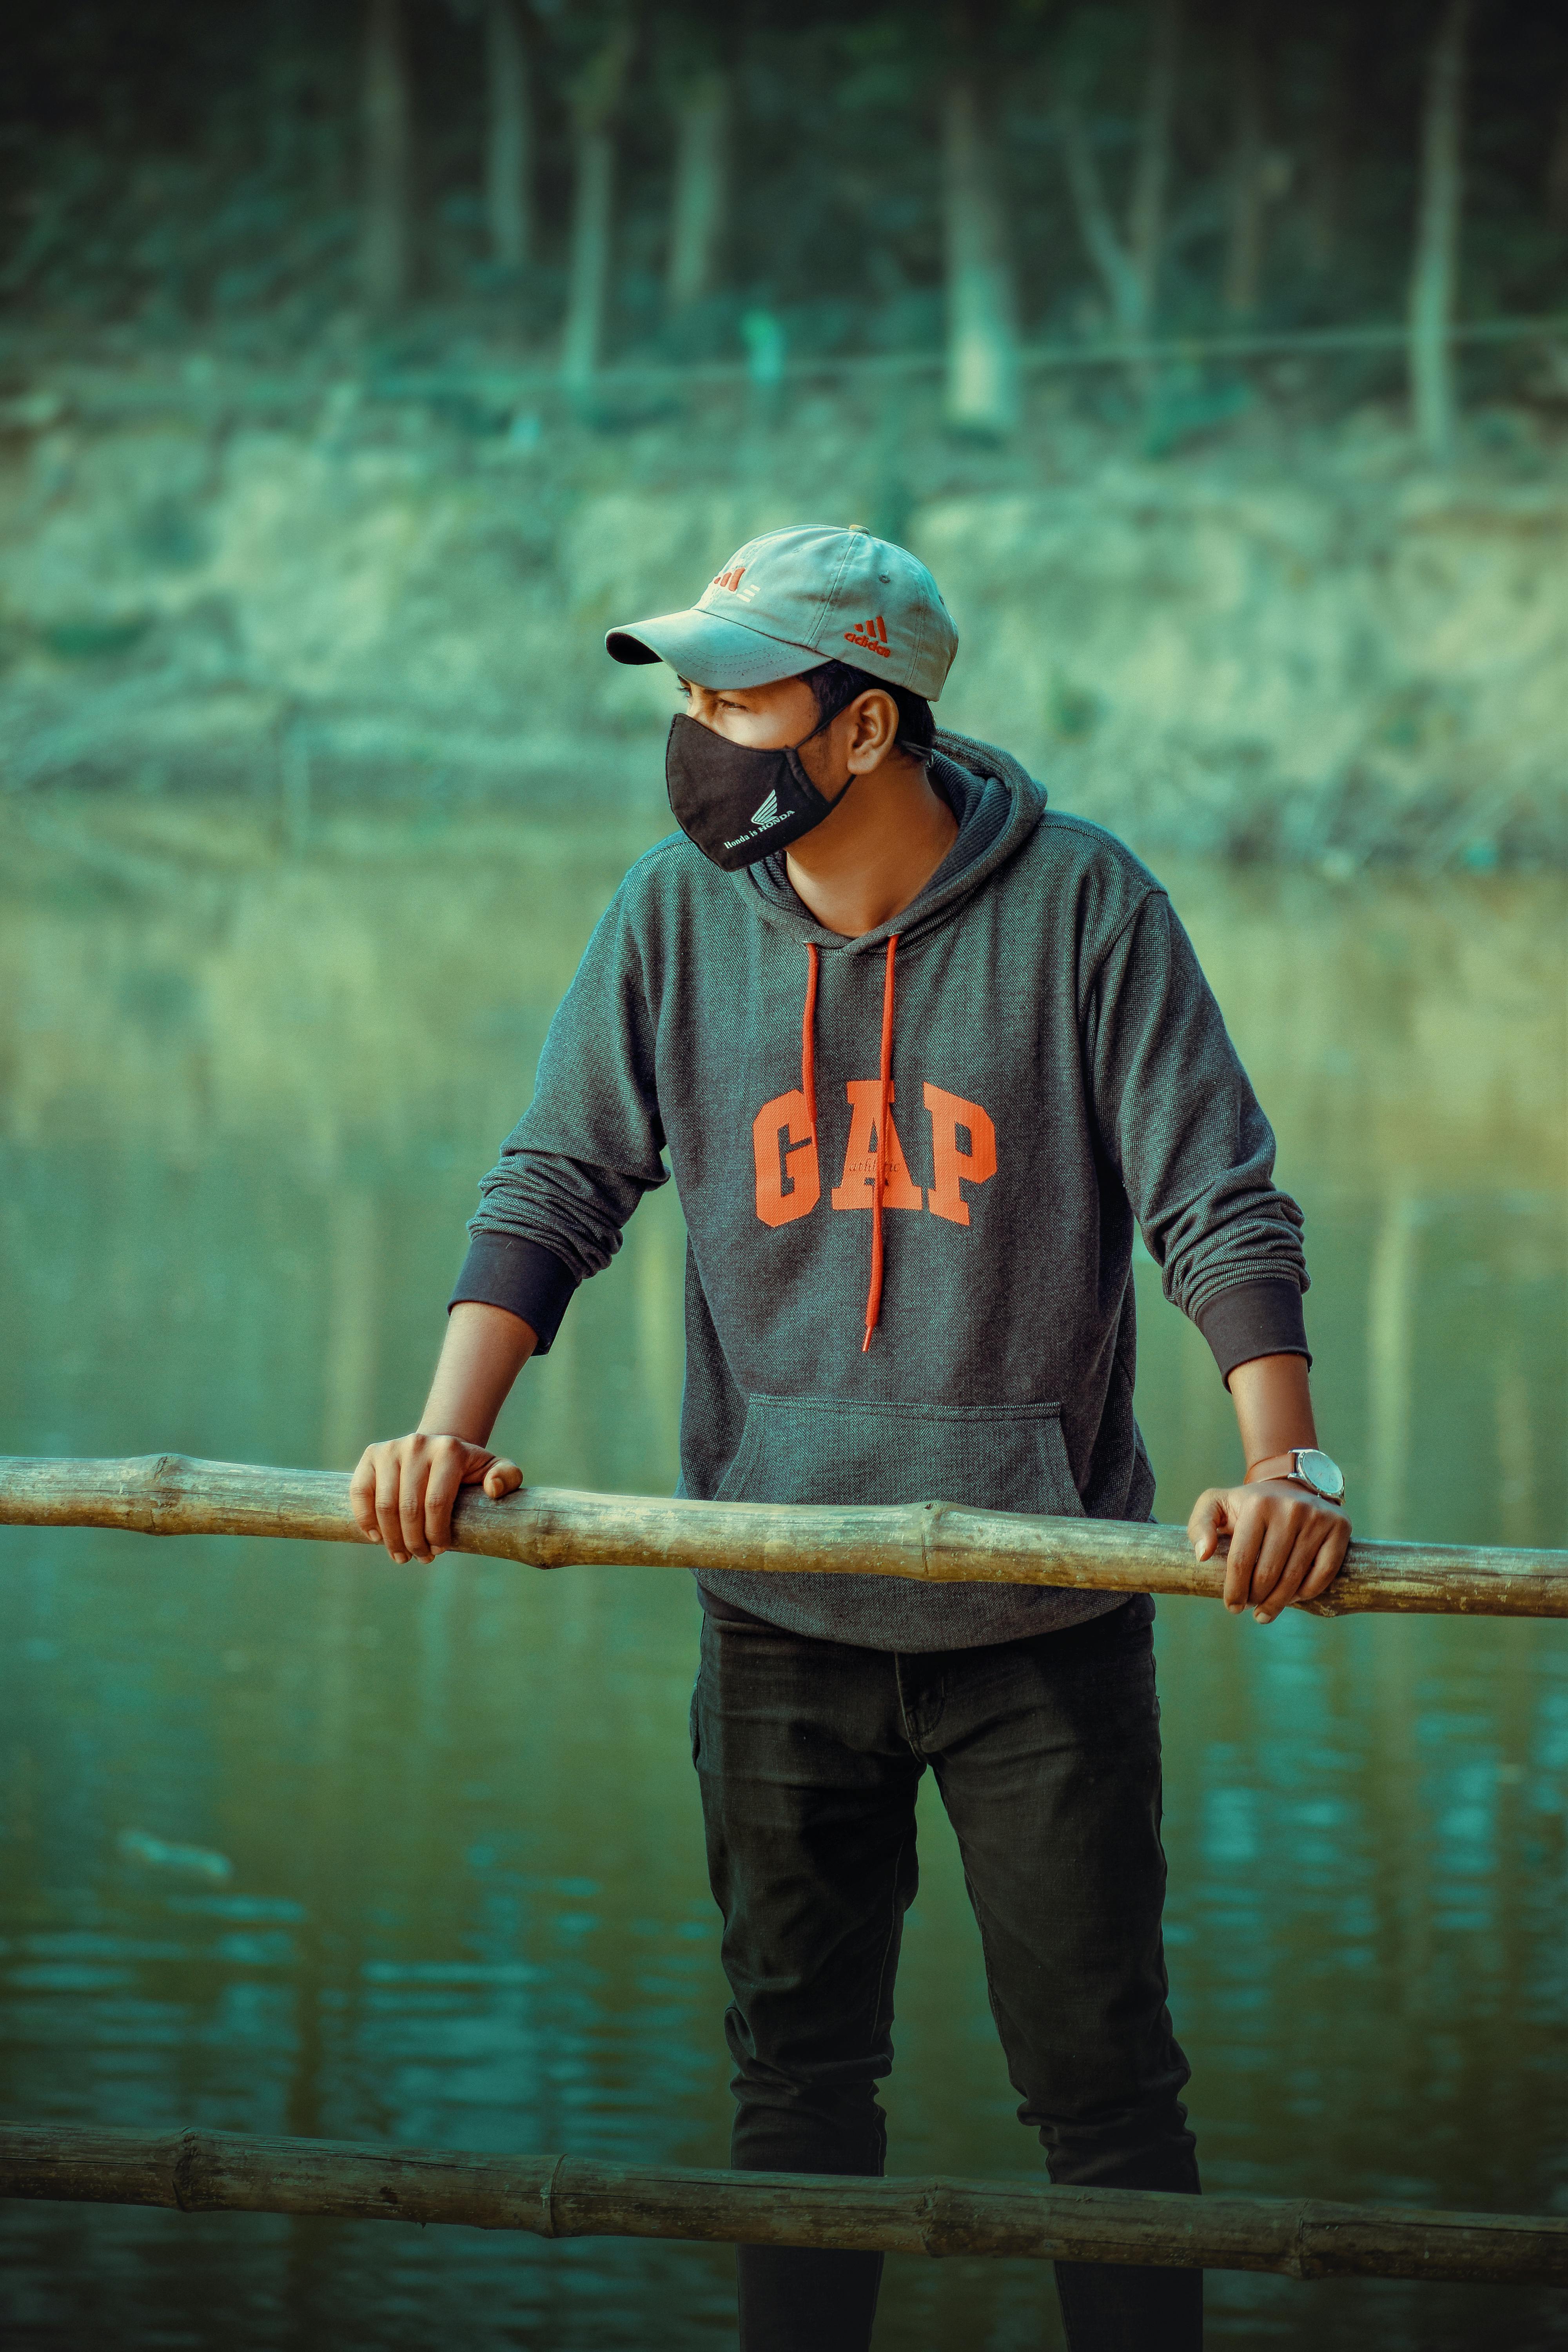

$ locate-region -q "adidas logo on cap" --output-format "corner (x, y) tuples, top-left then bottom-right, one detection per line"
(843, 614), (891, 658)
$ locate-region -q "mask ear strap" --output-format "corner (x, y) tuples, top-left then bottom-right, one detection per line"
(791, 690), (857, 812)
(784, 748), (856, 818)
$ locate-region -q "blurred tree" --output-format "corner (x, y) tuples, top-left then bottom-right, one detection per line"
(1222, 0), (1266, 315)
(1409, 0), (1471, 459)
(665, 56), (730, 316)
(1304, 9), (1355, 276)
(362, 0), (413, 316)
(560, 7), (635, 388)
(1547, 85), (1568, 230)
(1127, 0), (1181, 318)
(2, 0), (1566, 383)
(942, 7), (1022, 439)
(1058, 0), (1183, 340)
(485, 0), (535, 270)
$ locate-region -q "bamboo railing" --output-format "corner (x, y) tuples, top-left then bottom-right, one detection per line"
(5, 1468), (1568, 2283)
(2, 1452), (1565, 1616)
(4, 2125), (1567, 2283)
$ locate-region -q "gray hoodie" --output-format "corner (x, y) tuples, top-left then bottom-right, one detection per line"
(453, 730), (1309, 1650)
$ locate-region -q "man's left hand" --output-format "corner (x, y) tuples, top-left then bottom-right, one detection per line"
(1187, 1481), (1352, 1624)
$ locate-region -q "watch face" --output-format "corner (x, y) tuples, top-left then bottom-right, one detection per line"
(1296, 1448), (1345, 1500)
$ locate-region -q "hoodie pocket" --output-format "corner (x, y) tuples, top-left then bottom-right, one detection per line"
(713, 1396), (1083, 1519)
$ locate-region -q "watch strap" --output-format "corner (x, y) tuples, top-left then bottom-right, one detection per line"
(1246, 1449), (1345, 1501)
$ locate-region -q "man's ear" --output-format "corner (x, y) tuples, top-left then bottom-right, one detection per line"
(845, 688), (900, 770)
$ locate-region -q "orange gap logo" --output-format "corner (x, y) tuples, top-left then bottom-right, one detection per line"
(751, 1080), (996, 1228)
(843, 615), (892, 657)
(711, 564), (746, 592)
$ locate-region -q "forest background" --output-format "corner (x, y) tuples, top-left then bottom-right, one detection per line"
(2, 0), (1567, 865)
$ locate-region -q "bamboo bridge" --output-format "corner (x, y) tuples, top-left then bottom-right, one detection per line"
(3, 1449), (1567, 2290)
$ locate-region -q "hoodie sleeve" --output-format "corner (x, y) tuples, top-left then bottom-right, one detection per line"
(1083, 887), (1309, 1383)
(449, 881), (668, 1353)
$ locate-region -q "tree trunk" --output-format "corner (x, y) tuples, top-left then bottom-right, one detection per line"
(1368, 1192), (1421, 1539)
(1408, 0), (1471, 462)
(1305, 19), (1352, 273)
(1546, 88), (1568, 231)
(1223, 4), (1267, 316)
(361, 0), (412, 317)
(1126, 0), (1181, 325)
(485, 0), (533, 271)
(562, 130), (614, 385)
(666, 68), (730, 313)
(561, 24), (632, 390)
(1058, 101), (1148, 335)
(942, 78), (1022, 438)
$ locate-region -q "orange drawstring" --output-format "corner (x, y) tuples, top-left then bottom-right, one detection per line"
(800, 942), (819, 1135)
(862, 934), (899, 1351)
(798, 933), (900, 1350)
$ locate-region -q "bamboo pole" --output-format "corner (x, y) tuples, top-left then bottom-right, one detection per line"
(2, 1455), (1565, 1619)
(2, 2124), (1566, 2283)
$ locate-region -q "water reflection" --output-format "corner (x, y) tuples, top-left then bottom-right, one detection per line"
(1, 804), (1564, 2349)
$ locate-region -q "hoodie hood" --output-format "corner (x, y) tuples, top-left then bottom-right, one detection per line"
(733, 728), (1048, 958)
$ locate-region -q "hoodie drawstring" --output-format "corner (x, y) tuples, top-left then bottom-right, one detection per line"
(798, 933), (900, 1350)
(863, 935), (899, 1350)
(800, 942), (819, 1137)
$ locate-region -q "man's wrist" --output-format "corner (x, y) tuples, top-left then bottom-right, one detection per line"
(1245, 1452), (1306, 1482)
(1245, 1447), (1348, 1504)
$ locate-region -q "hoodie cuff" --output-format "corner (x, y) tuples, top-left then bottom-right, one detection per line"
(448, 1233), (579, 1355)
(1195, 1278), (1310, 1388)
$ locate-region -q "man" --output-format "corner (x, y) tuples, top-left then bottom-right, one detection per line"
(352, 523), (1351, 2351)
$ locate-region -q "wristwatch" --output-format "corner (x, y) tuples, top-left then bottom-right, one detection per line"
(1276, 1447), (1346, 1504)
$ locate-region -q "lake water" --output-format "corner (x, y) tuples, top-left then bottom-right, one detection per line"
(1, 796), (1564, 2349)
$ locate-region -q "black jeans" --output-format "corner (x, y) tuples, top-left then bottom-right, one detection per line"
(691, 1601), (1201, 2352)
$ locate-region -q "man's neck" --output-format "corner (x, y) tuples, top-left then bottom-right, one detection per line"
(783, 755), (960, 938)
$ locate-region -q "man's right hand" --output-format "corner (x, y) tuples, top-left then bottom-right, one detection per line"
(349, 1432), (524, 1565)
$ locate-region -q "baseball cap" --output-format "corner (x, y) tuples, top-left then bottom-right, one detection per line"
(604, 522), (959, 701)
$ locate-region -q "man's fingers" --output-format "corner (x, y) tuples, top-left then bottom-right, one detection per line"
(1187, 1489), (1227, 1564)
(399, 1449), (436, 1563)
(1247, 1506), (1308, 1610)
(374, 1451), (410, 1560)
(1252, 1514), (1322, 1623)
(423, 1445), (470, 1554)
(357, 1436), (519, 1565)
(1222, 1501), (1263, 1612)
(1299, 1518), (1353, 1601)
(1205, 1484), (1354, 1626)
(1256, 1509), (1354, 1624)
(350, 1450), (381, 1540)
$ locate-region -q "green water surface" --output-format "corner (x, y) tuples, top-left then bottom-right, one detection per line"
(2, 806), (1564, 2348)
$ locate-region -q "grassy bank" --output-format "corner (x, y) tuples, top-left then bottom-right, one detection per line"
(2, 372), (1566, 866)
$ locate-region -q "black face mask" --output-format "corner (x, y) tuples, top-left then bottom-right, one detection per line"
(665, 711), (854, 872)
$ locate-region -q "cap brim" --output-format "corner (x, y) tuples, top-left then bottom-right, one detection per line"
(605, 607), (826, 689)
